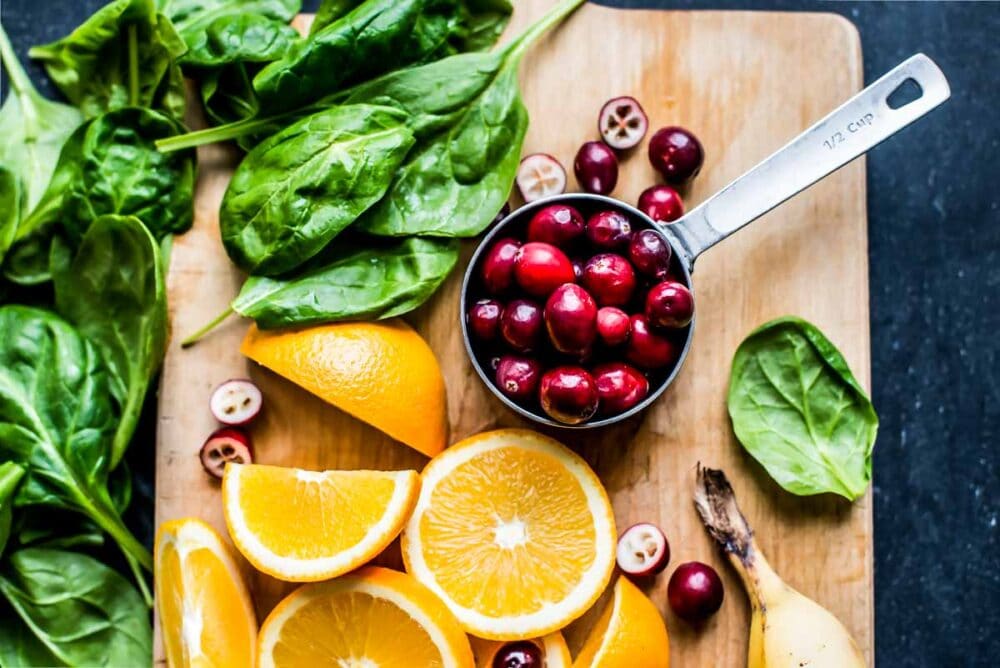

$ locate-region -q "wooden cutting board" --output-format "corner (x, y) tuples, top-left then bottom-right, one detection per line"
(155, 3), (872, 665)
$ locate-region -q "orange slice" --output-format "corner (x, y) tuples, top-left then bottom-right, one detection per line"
(470, 632), (572, 667)
(223, 463), (419, 581)
(402, 429), (617, 640)
(241, 319), (448, 457)
(257, 566), (474, 668)
(572, 577), (670, 668)
(155, 518), (256, 668)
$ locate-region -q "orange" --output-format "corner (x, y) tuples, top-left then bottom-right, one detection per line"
(572, 577), (670, 668)
(223, 463), (419, 582)
(470, 632), (572, 667)
(155, 518), (256, 668)
(257, 566), (474, 668)
(402, 429), (617, 640)
(241, 319), (448, 457)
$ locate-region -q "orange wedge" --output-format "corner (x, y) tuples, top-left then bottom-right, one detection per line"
(471, 632), (572, 667)
(572, 577), (670, 668)
(257, 566), (474, 668)
(155, 518), (256, 668)
(223, 463), (419, 582)
(241, 319), (448, 457)
(402, 429), (617, 640)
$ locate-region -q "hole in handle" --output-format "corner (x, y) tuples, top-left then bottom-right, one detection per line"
(887, 78), (923, 109)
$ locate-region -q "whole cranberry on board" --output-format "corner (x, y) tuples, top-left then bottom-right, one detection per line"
(574, 141), (619, 195)
(648, 126), (704, 183)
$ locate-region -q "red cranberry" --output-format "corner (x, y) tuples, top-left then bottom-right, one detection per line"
(648, 126), (704, 183)
(544, 283), (598, 356)
(638, 185), (684, 223)
(513, 242), (576, 298)
(481, 238), (521, 294)
(582, 253), (636, 307)
(574, 141), (619, 195)
(668, 561), (724, 622)
(526, 204), (585, 245)
(499, 299), (543, 352)
(586, 210), (632, 249)
(593, 362), (649, 415)
(628, 229), (672, 279)
(495, 356), (541, 402)
(596, 307), (630, 346)
(467, 299), (503, 341)
(492, 641), (542, 668)
(539, 366), (599, 425)
(646, 281), (694, 329)
(625, 315), (678, 369)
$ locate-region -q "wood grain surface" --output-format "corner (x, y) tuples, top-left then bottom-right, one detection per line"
(155, 3), (872, 665)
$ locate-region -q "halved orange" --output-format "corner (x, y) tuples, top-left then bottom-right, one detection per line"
(257, 566), (474, 668)
(402, 429), (617, 640)
(470, 632), (572, 667)
(223, 463), (419, 581)
(155, 518), (256, 668)
(573, 577), (670, 668)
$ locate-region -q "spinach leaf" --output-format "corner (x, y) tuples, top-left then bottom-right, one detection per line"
(0, 463), (26, 558)
(51, 215), (167, 470)
(12, 508), (105, 552)
(0, 548), (151, 666)
(727, 317), (878, 501)
(28, 0), (187, 122)
(159, 0), (299, 39)
(0, 25), (84, 213)
(0, 306), (152, 571)
(220, 104), (414, 275)
(309, 0), (365, 36)
(0, 167), (20, 265)
(182, 12), (301, 69)
(253, 0), (512, 114)
(455, 0), (513, 52)
(233, 236), (459, 328)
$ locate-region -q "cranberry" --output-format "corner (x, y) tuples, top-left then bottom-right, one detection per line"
(513, 242), (576, 298)
(199, 428), (253, 479)
(649, 126), (704, 183)
(596, 307), (631, 346)
(499, 299), (543, 352)
(467, 299), (503, 341)
(481, 238), (521, 295)
(616, 522), (670, 577)
(539, 366), (599, 425)
(574, 141), (619, 195)
(582, 253), (636, 307)
(598, 96), (648, 150)
(545, 284), (598, 356)
(586, 210), (632, 249)
(625, 315), (678, 369)
(638, 185), (684, 224)
(495, 355), (541, 402)
(628, 229), (672, 279)
(492, 641), (542, 668)
(526, 204), (585, 245)
(668, 561), (724, 622)
(593, 362), (649, 415)
(646, 281), (694, 329)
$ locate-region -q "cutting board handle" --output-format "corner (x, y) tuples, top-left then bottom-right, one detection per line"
(665, 53), (951, 269)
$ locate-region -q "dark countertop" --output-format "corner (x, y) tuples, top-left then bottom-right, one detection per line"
(2, 1), (997, 665)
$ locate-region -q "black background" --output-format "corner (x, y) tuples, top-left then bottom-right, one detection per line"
(2, 1), (998, 665)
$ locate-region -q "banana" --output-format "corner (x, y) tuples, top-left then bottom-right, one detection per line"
(694, 467), (866, 668)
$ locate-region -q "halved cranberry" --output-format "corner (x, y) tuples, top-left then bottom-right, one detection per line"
(582, 253), (636, 307)
(495, 355), (541, 402)
(467, 299), (503, 341)
(199, 428), (253, 479)
(596, 307), (631, 346)
(526, 204), (585, 245)
(593, 362), (649, 415)
(499, 299), (543, 352)
(539, 366), (599, 425)
(625, 315), (678, 369)
(209, 379), (262, 426)
(649, 126), (704, 183)
(586, 210), (632, 249)
(628, 229), (672, 279)
(481, 238), (521, 295)
(599, 96), (649, 150)
(574, 141), (619, 195)
(616, 522), (670, 576)
(545, 283), (598, 356)
(638, 185), (684, 224)
(513, 242), (575, 298)
(646, 281), (694, 329)
(517, 153), (567, 202)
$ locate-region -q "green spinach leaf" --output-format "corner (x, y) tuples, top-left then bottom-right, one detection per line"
(0, 548), (151, 667)
(727, 316), (878, 501)
(182, 12), (301, 69)
(309, 0), (365, 36)
(51, 215), (167, 470)
(28, 0), (187, 122)
(233, 236), (459, 328)
(0, 306), (152, 570)
(220, 104), (414, 275)
(159, 0), (299, 40)
(0, 167), (20, 265)
(0, 463), (26, 558)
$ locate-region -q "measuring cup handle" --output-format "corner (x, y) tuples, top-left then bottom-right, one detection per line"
(667, 53), (951, 269)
